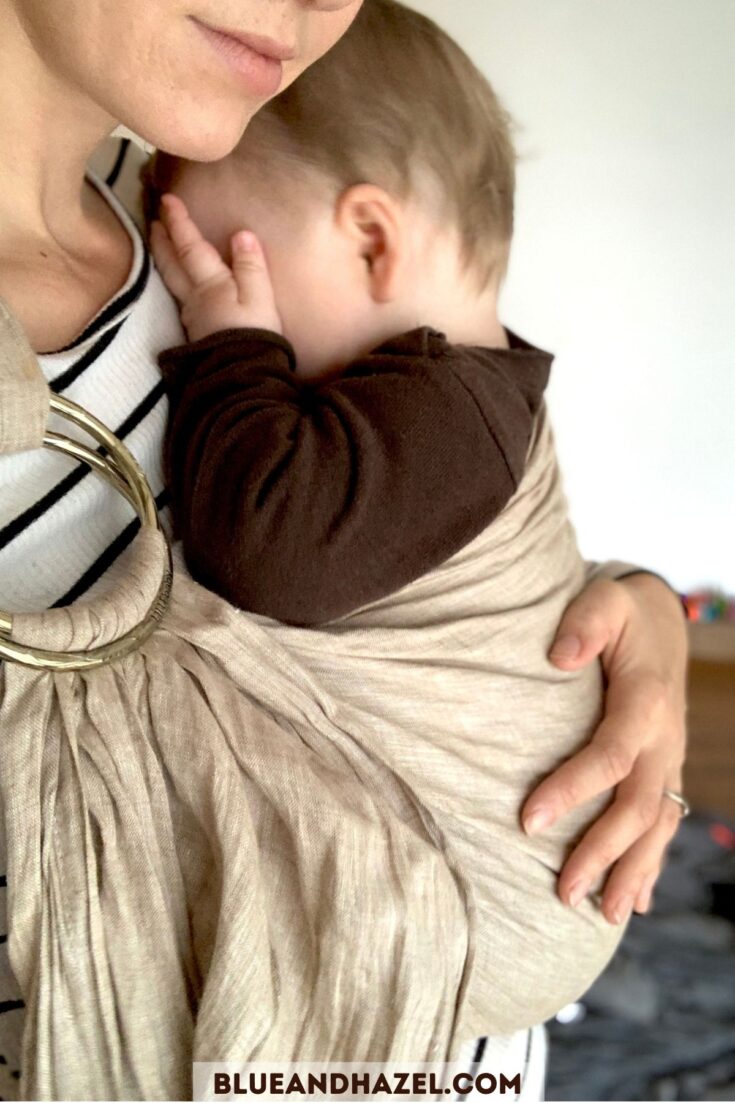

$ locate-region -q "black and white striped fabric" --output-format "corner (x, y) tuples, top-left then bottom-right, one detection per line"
(454, 1026), (547, 1100)
(0, 136), (184, 1099)
(0, 151), (182, 614)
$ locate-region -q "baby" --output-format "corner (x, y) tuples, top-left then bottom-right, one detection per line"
(144, 0), (625, 1039)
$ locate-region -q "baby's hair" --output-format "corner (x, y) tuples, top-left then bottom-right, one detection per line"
(142, 0), (516, 288)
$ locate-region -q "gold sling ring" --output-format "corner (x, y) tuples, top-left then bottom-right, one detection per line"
(0, 394), (172, 671)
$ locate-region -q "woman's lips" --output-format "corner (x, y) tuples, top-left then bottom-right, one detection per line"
(191, 18), (291, 97)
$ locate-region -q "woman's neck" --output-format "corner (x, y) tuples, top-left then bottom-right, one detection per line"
(0, 7), (117, 250)
(0, 9), (135, 351)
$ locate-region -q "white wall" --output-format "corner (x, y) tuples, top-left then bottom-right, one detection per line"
(409, 0), (735, 593)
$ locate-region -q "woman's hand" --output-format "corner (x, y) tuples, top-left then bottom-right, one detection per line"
(149, 193), (282, 343)
(522, 572), (688, 926)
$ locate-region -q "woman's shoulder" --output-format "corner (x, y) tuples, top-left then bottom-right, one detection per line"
(87, 131), (153, 233)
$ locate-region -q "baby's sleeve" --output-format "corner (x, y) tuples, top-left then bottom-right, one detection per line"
(159, 326), (550, 626)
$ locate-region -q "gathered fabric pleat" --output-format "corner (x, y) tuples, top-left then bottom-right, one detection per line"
(1, 546), (470, 1099)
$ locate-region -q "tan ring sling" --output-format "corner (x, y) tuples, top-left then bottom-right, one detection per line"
(0, 296), (477, 1101)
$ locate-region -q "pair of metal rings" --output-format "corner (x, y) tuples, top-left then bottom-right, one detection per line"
(0, 394), (172, 671)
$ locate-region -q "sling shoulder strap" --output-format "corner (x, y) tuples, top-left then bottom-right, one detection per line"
(0, 296), (50, 456)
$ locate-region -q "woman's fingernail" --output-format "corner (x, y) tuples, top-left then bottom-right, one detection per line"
(612, 894), (634, 925)
(524, 807), (554, 836)
(550, 635), (582, 662)
(637, 873), (657, 914)
(568, 879), (591, 908)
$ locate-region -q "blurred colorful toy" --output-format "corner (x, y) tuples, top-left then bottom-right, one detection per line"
(681, 589), (735, 623)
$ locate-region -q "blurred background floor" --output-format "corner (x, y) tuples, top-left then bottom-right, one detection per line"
(546, 622), (735, 1102)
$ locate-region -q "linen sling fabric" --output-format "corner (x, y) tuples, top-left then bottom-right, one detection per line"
(0, 298), (486, 1099)
(0, 170), (175, 1098)
(0, 291), (622, 1100)
(224, 403), (626, 1039)
(0, 300), (49, 455)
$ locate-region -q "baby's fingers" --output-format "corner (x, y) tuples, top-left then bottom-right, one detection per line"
(159, 193), (230, 288)
(149, 221), (192, 304)
(230, 232), (283, 335)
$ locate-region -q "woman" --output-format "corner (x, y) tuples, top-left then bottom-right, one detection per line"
(0, 0), (687, 1095)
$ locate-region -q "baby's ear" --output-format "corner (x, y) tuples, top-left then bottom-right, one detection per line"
(335, 184), (405, 303)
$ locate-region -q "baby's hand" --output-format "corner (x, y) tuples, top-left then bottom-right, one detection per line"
(150, 193), (282, 343)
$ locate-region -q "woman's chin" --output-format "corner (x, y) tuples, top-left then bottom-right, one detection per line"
(126, 98), (261, 162)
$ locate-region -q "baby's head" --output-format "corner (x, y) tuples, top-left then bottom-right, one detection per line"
(144, 0), (515, 378)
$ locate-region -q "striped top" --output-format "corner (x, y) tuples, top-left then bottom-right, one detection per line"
(0, 143), (182, 614)
(0, 136), (183, 1098)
